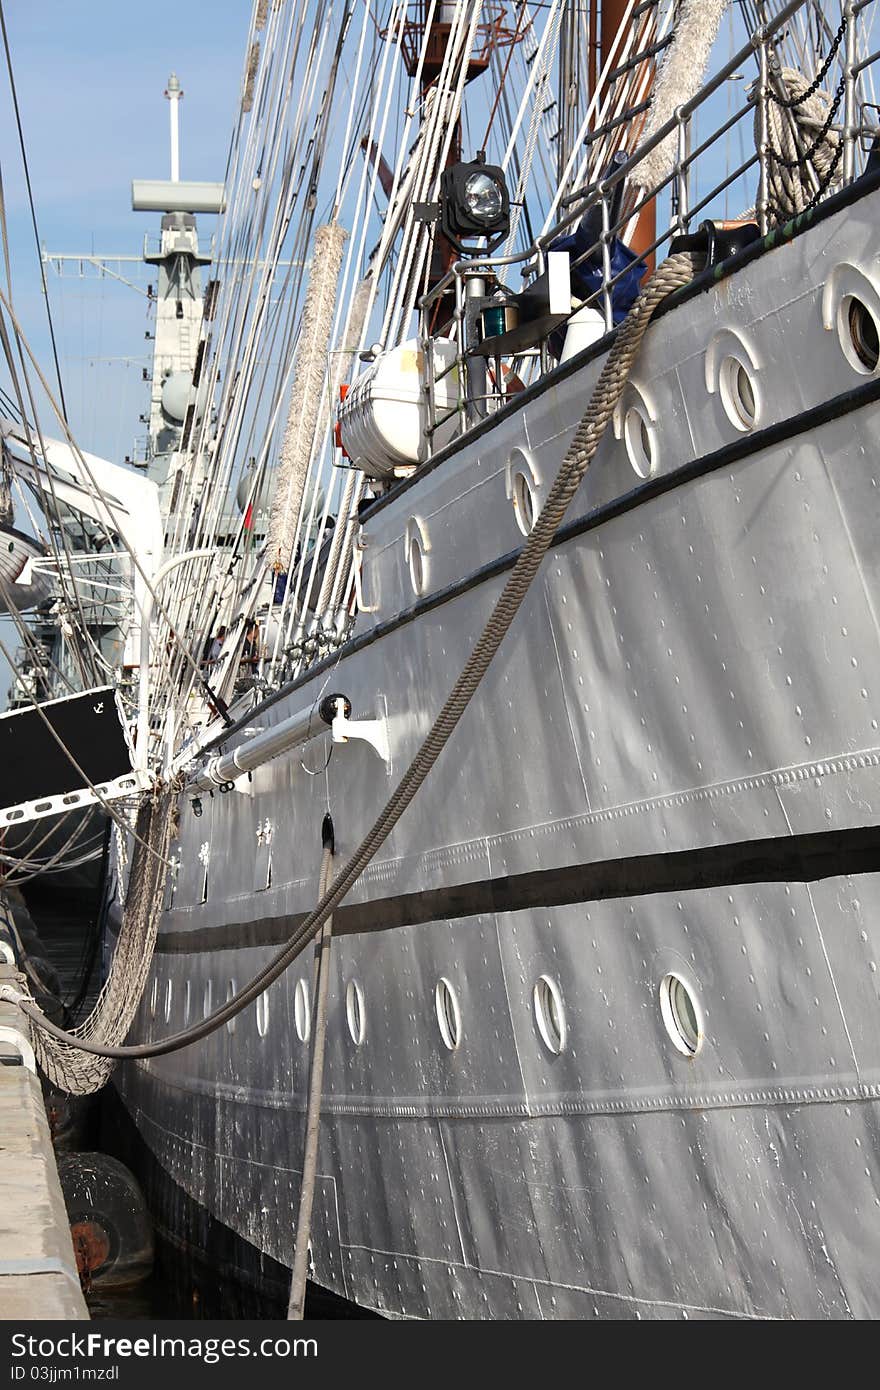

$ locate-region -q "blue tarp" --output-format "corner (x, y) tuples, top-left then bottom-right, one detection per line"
(549, 213), (647, 332)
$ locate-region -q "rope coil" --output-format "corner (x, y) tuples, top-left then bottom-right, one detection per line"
(761, 65), (845, 223)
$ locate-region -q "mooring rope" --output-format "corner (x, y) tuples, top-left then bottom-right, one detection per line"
(4, 248), (704, 1070)
(287, 817), (335, 1320)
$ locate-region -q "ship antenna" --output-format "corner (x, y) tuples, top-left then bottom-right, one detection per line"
(165, 71), (182, 182)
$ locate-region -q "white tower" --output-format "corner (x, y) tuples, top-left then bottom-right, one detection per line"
(131, 75), (226, 519)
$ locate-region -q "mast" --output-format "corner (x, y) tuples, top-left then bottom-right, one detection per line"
(558, 0), (580, 188)
(599, 0), (656, 265)
(166, 71), (182, 183)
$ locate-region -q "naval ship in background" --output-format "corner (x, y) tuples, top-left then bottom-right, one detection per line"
(3, 0), (880, 1320)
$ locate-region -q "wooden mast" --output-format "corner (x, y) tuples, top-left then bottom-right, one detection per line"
(599, 0), (656, 267)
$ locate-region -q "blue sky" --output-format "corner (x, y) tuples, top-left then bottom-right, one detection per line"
(0, 0), (246, 462)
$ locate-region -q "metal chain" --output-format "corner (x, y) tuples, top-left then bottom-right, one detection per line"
(800, 127), (846, 212)
(767, 72), (846, 171)
(766, 15), (847, 112)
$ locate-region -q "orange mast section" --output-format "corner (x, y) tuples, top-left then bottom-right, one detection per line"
(598, 0), (657, 267)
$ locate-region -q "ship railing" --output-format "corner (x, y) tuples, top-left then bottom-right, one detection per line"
(29, 552), (134, 628)
(418, 0), (878, 452)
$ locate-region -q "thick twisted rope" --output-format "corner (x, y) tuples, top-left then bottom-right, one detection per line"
(9, 250), (703, 1067)
(25, 785), (180, 1092)
(761, 66), (844, 223)
(288, 830), (335, 1320)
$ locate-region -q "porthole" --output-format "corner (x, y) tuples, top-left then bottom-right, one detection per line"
(659, 972), (703, 1057)
(533, 975), (566, 1054)
(435, 977), (461, 1051)
(164, 978), (173, 1024)
(203, 978), (212, 1019)
(512, 468), (536, 536)
(846, 296), (880, 372)
(409, 534), (425, 596)
(719, 356), (758, 431)
(623, 406), (656, 479)
(346, 979), (365, 1045)
(256, 991), (269, 1038)
(294, 978), (310, 1043)
(226, 979), (237, 1035)
(149, 977), (158, 1019)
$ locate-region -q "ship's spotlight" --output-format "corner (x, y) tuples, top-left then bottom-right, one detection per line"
(440, 154), (510, 254)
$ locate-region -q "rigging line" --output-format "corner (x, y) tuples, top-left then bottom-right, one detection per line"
(0, 382), (22, 421)
(501, 0), (564, 176)
(482, 0), (533, 148)
(165, 212), (317, 704)
(174, 14), (361, 678)
(182, 6), (383, 683)
(369, 0), (439, 348)
(280, 208), (383, 654)
(5, 472), (45, 549)
(312, 1), (357, 220)
(263, 51), (371, 593)
(174, 121), (312, 575)
(0, 812), (98, 889)
(197, 0), (314, 434)
(333, 0), (374, 211)
(0, 1), (67, 420)
(3, 822), (104, 867)
(0, 812), (107, 868)
(0, 311), (96, 687)
(357, 1), (436, 311)
(398, 0), (484, 341)
(293, 472), (362, 677)
(540, 1), (665, 235)
(503, 0), (565, 255)
(0, 271), (130, 691)
(401, 0), (485, 346)
(193, 6), (335, 553)
(0, 171), (97, 684)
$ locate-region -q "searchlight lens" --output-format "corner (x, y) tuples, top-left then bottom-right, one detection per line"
(464, 171), (503, 224)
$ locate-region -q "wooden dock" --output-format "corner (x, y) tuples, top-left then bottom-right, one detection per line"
(0, 965), (88, 1320)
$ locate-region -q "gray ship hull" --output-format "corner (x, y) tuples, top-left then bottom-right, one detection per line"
(117, 174), (880, 1318)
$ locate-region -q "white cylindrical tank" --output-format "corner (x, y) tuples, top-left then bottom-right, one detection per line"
(337, 338), (459, 479)
(560, 304), (605, 363)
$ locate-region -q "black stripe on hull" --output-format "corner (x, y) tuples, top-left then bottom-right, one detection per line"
(156, 823), (880, 954)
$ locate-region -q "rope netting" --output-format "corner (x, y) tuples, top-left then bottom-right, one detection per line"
(26, 784), (180, 1094)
